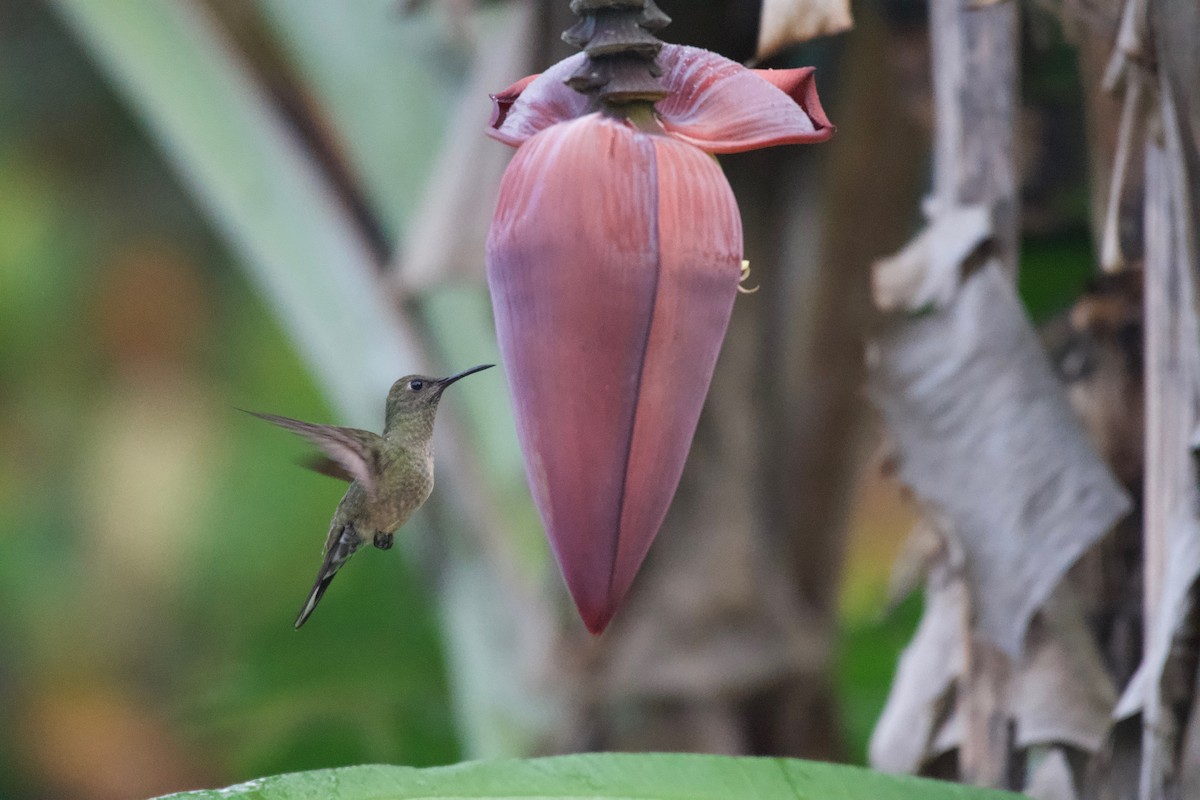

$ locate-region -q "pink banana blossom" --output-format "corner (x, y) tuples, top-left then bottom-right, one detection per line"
(487, 43), (832, 633)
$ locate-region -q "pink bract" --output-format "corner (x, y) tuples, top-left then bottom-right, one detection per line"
(486, 44), (831, 633)
(488, 44), (833, 152)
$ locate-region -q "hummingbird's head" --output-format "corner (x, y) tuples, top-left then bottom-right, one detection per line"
(385, 364), (495, 425)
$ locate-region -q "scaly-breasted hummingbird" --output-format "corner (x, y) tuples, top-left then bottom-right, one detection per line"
(249, 364), (493, 628)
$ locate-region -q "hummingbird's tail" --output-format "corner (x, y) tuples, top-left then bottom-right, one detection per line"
(295, 523), (361, 629)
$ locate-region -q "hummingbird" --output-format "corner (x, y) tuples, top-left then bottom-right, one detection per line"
(248, 364), (494, 628)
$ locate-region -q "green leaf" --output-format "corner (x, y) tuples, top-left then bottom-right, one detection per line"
(159, 754), (1024, 800)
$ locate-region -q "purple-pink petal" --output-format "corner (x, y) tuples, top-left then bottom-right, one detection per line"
(488, 73), (540, 134)
(486, 115), (741, 632)
(659, 58), (833, 152)
(487, 56), (589, 147)
(610, 132), (742, 608)
(487, 45), (832, 152)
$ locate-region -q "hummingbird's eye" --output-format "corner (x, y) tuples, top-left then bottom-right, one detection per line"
(408, 379), (424, 392)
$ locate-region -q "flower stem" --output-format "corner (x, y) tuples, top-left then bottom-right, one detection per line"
(562, 0), (671, 106)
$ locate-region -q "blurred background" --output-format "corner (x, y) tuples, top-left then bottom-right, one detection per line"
(0, 0), (1114, 798)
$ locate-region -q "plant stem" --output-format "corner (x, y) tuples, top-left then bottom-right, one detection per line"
(562, 0), (670, 105)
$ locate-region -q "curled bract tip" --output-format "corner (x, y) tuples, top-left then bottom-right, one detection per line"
(487, 45), (834, 153)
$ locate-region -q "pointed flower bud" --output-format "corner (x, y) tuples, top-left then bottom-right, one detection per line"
(486, 44), (832, 633)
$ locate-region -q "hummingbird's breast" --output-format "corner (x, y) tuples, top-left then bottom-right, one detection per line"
(370, 448), (434, 534)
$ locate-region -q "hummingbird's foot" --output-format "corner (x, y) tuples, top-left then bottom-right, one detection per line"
(373, 532), (394, 550)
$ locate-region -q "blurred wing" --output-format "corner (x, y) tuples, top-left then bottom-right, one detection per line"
(302, 455), (356, 483)
(247, 411), (382, 495)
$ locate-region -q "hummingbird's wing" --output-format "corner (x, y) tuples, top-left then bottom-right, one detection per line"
(295, 522), (362, 629)
(246, 412), (383, 496)
(302, 455), (356, 483)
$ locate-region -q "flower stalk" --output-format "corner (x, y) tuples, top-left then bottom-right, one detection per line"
(562, 0), (671, 105)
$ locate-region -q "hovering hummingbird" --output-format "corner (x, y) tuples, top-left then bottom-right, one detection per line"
(248, 364), (494, 628)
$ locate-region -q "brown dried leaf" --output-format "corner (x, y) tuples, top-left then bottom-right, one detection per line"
(879, 582), (1116, 774)
(869, 262), (1131, 657)
(1100, 0), (1149, 90)
(872, 205), (991, 312)
(1114, 94), (1200, 725)
(1153, 10), (1200, 784)
(870, 558), (965, 774)
(756, 0), (853, 61)
(1025, 749), (1080, 800)
(1098, 71), (1145, 272)
(1156, 0), (1200, 177)
(1013, 591), (1117, 751)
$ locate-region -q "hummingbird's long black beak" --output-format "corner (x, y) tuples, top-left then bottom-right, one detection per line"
(435, 363), (494, 392)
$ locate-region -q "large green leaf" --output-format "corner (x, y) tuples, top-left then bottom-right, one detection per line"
(160, 754), (1023, 800)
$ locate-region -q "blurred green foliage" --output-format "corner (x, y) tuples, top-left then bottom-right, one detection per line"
(0, 0), (1102, 797)
(1020, 228), (1097, 322)
(0, 3), (456, 797)
(837, 593), (925, 764)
